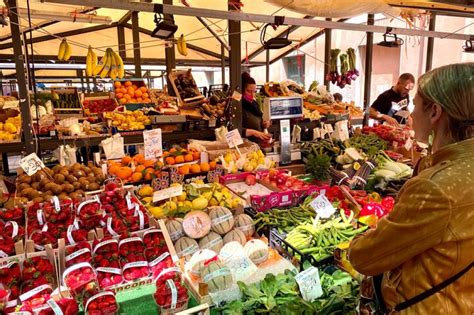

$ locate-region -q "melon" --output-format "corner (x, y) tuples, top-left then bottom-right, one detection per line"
(182, 211), (212, 239)
(187, 249), (217, 278)
(244, 239), (269, 265)
(209, 206), (234, 235)
(219, 241), (244, 257)
(200, 260), (233, 293)
(198, 232), (224, 253)
(234, 214), (255, 238)
(175, 237), (199, 261)
(223, 229), (247, 246)
(166, 219), (184, 242)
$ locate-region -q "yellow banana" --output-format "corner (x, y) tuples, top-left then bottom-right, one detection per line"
(86, 46), (93, 77)
(109, 50), (118, 80)
(91, 48), (98, 71)
(57, 39), (66, 61)
(63, 40), (71, 61)
(100, 49), (113, 78)
(93, 50), (108, 76)
(114, 52), (125, 79)
(177, 34), (187, 56)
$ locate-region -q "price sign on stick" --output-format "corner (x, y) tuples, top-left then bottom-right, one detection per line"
(225, 129), (244, 148)
(19, 153), (45, 176)
(295, 267), (323, 302)
(143, 128), (162, 160)
(153, 185), (183, 203)
(310, 194), (336, 219)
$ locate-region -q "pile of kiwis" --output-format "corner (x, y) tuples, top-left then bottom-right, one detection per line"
(16, 162), (105, 203)
(201, 95), (225, 119)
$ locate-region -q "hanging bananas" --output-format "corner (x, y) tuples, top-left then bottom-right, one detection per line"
(85, 46), (98, 77)
(177, 34), (188, 56)
(57, 39), (72, 61)
(88, 48), (125, 79)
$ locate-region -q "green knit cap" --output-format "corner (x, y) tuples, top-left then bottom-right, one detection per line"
(418, 62), (474, 121)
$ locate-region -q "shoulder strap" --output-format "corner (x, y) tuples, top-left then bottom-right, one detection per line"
(394, 262), (474, 312)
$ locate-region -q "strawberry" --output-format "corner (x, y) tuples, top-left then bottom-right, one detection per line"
(63, 263), (98, 297)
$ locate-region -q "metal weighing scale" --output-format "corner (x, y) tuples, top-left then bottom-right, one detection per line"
(263, 96), (303, 165)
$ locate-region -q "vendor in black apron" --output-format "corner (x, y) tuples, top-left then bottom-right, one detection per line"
(369, 73), (415, 127)
(241, 72), (271, 143)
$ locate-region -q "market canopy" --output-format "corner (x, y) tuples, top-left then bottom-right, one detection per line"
(0, 0), (472, 78)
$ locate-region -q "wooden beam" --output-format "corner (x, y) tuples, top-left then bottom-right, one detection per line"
(41, 0), (473, 41)
(244, 15), (313, 63)
(324, 18), (332, 90)
(196, 17), (231, 51)
(228, 0), (242, 133)
(363, 14), (375, 126)
(117, 25), (126, 59)
(131, 11), (142, 77)
(118, 11), (133, 25)
(425, 13), (436, 72)
(164, 0), (175, 92)
(0, 23), (118, 50)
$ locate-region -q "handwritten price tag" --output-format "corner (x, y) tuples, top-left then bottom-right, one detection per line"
(143, 128), (162, 160)
(295, 267), (323, 302)
(309, 194), (336, 219)
(153, 185), (183, 203)
(225, 129), (243, 148)
(19, 153), (45, 176)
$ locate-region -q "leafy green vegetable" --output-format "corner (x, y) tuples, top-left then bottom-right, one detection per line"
(304, 153), (331, 181)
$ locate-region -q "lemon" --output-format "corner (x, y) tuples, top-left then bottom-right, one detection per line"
(209, 198), (219, 206)
(224, 153), (233, 164)
(192, 197), (208, 210)
(177, 191), (187, 202)
(170, 183), (182, 188)
(149, 206), (164, 218)
(194, 179), (205, 185)
(139, 185), (154, 197)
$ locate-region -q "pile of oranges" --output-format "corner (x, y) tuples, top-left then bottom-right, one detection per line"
(114, 81), (152, 105)
(163, 147), (217, 175)
(108, 154), (162, 183)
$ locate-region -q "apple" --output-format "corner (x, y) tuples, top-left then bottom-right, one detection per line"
(245, 175), (257, 186)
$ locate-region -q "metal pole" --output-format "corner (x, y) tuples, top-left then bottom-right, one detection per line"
(221, 44), (226, 85)
(117, 25), (127, 59)
(362, 14), (374, 126)
(265, 49), (270, 82)
(324, 18), (331, 90)
(426, 13), (436, 72)
(164, 0), (176, 94)
(78, 70), (85, 92)
(228, 0), (242, 132)
(131, 11), (142, 78)
(8, 0), (35, 154)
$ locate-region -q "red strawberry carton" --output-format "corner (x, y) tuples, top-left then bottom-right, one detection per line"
(84, 290), (119, 315)
(28, 230), (57, 252)
(142, 229), (167, 250)
(22, 256), (55, 285)
(42, 198), (74, 223)
(66, 223), (90, 246)
(0, 261), (21, 300)
(154, 275), (189, 314)
(121, 261), (149, 282)
(62, 262), (98, 297)
(0, 221), (25, 257)
(0, 285), (11, 312)
(0, 203), (25, 224)
(77, 197), (104, 231)
(147, 251), (173, 280)
(32, 297), (79, 315)
(96, 267), (123, 289)
(103, 215), (127, 238)
(118, 237), (145, 263)
(65, 241), (92, 268)
(93, 238), (119, 255)
(18, 283), (53, 312)
(93, 239), (120, 270)
(122, 208), (149, 233)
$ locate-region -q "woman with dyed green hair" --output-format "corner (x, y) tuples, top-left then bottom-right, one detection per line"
(349, 63), (474, 314)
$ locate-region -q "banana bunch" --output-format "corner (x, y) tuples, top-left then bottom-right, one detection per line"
(57, 39), (71, 61)
(176, 34), (188, 56)
(88, 48), (125, 79)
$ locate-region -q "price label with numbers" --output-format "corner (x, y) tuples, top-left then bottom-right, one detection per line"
(19, 153), (45, 176)
(295, 267), (323, 302)
(153, 185), (183, 203)
(225, 129), (243, 148)
(309, 194), (336, 219)
(143, 128), (162, 160)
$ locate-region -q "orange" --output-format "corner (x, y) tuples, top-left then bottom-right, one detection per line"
(127, 88), (135, 97)
(192, 151), (200, 161)
(116, 93), (123, 99)
(200, 162), (210, 172)
(163, 151), (169, 157)
(165, 157), (175, 165)
(142, 160), (155, 168)
(143, 98), (151, 103)
(179, 165), (190, 175)
(135, 165), (145, 173)
(140, 87), (148, 93)
(133, 154), (145, 165)
(184, 154), (193, 162)
(155, 161), (164, 169)
(154, 169), (162, 177)
(175, 156), (184, 164)
(132, 85), (138, 90)
(131, 172), (143, 182)
(114, 81), (122, 88)
(124, 81), (132, 87)
(117, 167), (133, 180)
(142, 93), (149, 99)
(119, 98), (127, 105)
(209, 161), (217, 170)
(124, 94), (131, 101)
(121, 156), (132, 166)
(121, 87), (127, 94)
(134, 90), (143, 98)
(144, 168), (155, 181)
(169, 148), (177, 154)
(190, 164), (201, 174)
(136, 98), (143, 103)
(109, 163), (120, 175)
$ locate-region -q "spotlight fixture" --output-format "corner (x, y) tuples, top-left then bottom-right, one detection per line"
(378, 27), (404, 48)
(463, 39), (474, 53)
(151, 13), (177, 40)
(260, 23), (291, 50)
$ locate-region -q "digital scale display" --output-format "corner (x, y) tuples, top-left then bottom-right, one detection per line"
(264, 96), (303, 120)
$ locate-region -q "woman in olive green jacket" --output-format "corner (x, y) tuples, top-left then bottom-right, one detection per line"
(349, 63), (474, 314)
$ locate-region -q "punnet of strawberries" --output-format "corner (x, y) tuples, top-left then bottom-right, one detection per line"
(77, 198), (104, 231)
(122, 261), (150, 282)
(0, 286), (10, 311)
(0, 262), (20, 300)
(65, 241), (92, 268)
(19, 282), (53, 312)
(22, 256), (55, 285)
(0, 204), (25, 224)
(96, 267), (123, 289)
(42, 199), (74, 223)
(63, 262), (98, 297)
(154, 277), (188, 311)
(0, 221), (25, 257)
(147, 251), (173, 280)
(119, 236), (145, 264)
(142, 229), (167, 249)
(33, 297), (79, 315)
(84, 291), (119, 315)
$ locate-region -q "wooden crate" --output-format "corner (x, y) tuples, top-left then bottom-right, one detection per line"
(50, 87), (83, 114)
(169, 69), (205, 108)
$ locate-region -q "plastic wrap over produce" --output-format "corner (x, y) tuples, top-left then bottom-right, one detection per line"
(264, 0), (400, 18)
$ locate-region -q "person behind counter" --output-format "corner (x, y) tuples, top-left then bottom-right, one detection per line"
(369, 73), (415, 127)
(241, 72), (271, 142)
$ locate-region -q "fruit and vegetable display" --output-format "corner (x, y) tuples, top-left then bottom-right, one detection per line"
(219, 149), (275, 174)
(173, 72), (200, 100)
(83, 98), (117, 114)
(0, 114), (21, 141)
(113, 81), (151, 105)
(103, 110), (151, 131)
(51, 89), (82, 112)
(107, 154), (162, 183)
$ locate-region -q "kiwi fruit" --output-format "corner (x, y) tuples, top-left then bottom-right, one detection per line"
(62, 183), (74, 193)
(75, 189), (85, 197)
(87, 173), (96, 182)
(43, 194), (53, 202)
(86, 182), (100, 191)
(58, 192), (69, 201)
(21, 187), (34, 197)
(18, 174), (32, 184)
(44, 167), (54, 177)
(44, 182), (56, 192)
(52, 165), (62, 173)
(80, 180), (90, 190)
(72, 181), (81, 190)
(17, 183), (30, 191)
(39, 178), (50, 188)
(54, 174), (66, 185)
(84, 166), (92, 174)
(66, 175), (78, 184)
(32, 197), (44, 204)
(29, 190), (40, 199)
(69, 192), (79, 200)
(73, 169), (85, 178)
(51, 184), (63, 195)
(59, 168), (70, 177)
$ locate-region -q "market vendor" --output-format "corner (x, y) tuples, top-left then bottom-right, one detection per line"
(349, 63), (474, 314)
(241, 72), (271, 142)
(369, 73), (415, 127)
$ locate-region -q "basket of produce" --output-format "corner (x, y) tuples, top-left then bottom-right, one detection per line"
(169, 69), (205, 108)
(50, 88), (83, 114)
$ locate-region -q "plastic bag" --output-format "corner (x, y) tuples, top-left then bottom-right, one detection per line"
(101, 134), (125, 160)
(219, 242), (257, 282)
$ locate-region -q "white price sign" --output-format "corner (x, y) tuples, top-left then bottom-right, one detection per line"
(153, 185), (183, 203)
(143, 128), (162, 160)
(295, 267), (323, 302)
(309, 194), (336, 219)
(225, 129), (244, 148)
(19, 153), (45, 176)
